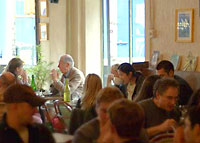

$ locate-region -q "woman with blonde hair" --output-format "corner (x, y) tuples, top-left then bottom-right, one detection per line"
(81, 73), (102, 110)
(69, 73), (102, 134)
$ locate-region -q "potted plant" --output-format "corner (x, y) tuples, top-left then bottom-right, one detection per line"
(26, 44), (53, 91)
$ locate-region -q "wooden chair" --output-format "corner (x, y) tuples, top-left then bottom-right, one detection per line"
(53, 101), (73, 132)
(150, 133), (174, 143)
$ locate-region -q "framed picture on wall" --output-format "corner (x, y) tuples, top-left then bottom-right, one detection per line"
(39, 0), (48, 17)
(39, 23), (49, 41)
(175, 9), (194, 42)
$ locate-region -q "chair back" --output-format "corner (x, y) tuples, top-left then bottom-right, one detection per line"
(150, 133), (174, 143)
(53, 101), (73, 131)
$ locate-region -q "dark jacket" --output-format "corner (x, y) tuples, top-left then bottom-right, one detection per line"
(68, 106), (97, 135)
(0, 114), (55, 143)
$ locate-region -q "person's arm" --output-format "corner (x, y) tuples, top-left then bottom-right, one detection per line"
(51, 69), (65, 93)
(147, 119), (176, 137)
(68, 71), (84, 94)
(106, 74), (114, 87)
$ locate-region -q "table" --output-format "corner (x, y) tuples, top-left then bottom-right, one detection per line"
(53, 133), (73, 143)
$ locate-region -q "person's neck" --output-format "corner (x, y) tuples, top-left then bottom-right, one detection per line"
(6, 112), (27, 132)
(130, 77), (136, 85)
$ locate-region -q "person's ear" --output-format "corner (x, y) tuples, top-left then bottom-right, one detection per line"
(155, 91), (160, 99)
(128, 72), (133, 78)
(168, 70), (174, 77)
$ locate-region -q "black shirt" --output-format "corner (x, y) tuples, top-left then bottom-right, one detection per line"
(174, 75), (193, 105)
(0, 114), (55, 143)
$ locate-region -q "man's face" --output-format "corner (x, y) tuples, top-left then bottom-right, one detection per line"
(156, 87), (178, 111)
(58, 58), (70, 74)
(96, 102), (112, 125)
(118, 70), (131, 84)
(157, 68), (173, 78)
(17, 102), (37, 125)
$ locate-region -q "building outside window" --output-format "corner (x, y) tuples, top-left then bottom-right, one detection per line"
(102, 0), (145, 86)
(0, 0), (36, 69)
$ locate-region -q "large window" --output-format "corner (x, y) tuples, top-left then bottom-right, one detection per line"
(102, 0), (145, 85)
(0, 0), (36, 66)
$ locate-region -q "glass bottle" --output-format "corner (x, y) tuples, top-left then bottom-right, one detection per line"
(31, 75), (37, 91)
(64, 79), (70, 102)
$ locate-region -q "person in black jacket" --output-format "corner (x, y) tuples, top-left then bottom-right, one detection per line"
(0, 84), (55, 143)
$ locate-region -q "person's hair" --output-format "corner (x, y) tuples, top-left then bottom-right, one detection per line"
(82, 74), (102, 110)
(185, 106), (200, 128)
(134, 75), (161, 102)
(112, 64), (120, 71)
(96, 86), (124, 107)
(0, 72), (16, 88)
(118, 63), (136, 77)
(187, 89), (200, 107)
(156, 60), (174, 74)
(6, 58), (23, 77)
(108, 99), (144, 138)
(153, 78), (179, 97)
(62, 54), (74, 68)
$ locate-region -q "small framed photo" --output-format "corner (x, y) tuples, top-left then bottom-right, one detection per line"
(175, 9), (194, 42)
(39, 23), (49, 41)
(39, 0), (48, 17)
(150, 51), (160, 69)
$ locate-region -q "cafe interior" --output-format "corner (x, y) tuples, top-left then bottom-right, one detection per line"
(0, 0), (200, 143)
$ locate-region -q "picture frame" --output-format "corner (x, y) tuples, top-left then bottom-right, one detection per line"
(175, 9), (194, 42)
(39, 0), (48, 17)
(150, 51), (160, 69)
(39, 23), (49, 41)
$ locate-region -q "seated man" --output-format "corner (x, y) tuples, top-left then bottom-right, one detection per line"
(174, 106), (200, 143)
(139, 78), (181, 138)
(156, 60), (193, 105)
(106, 64), (126, 97)
(72, 86), (148, 143)
(51, 54), (85, 101)
(101, 99), (145, 143)
(107, 64), (122, 86)
(0, 84), (55, 143)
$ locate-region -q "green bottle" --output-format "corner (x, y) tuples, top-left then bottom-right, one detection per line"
(64, 79), (70, 102)
(31, 75), (37, 91)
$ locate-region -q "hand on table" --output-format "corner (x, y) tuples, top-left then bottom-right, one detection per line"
(159, 119), (177, 132)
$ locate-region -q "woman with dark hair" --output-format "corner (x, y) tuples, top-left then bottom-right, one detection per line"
(6, 58), (28, 84)
(134, 75), (161, 103)
(118, 63), (144, 100)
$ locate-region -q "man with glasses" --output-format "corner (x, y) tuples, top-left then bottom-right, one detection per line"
(139, 78), (181, 138)
(156, 60), (193, 105)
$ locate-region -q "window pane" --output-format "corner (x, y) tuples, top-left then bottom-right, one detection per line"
(132, 0), (145, 62)
(110, 0), (129, 65)
(0, 0), (36, 65)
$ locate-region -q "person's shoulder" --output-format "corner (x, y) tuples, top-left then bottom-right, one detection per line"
(76, 118), (99, 133)
(31, 123), (55, 143)
(73, 118), (99, 143)
(138, 98), (154, 110)
(71, 67), (85, 78)
(138, 98), (153, 106)
(174, 75), (188, 85)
